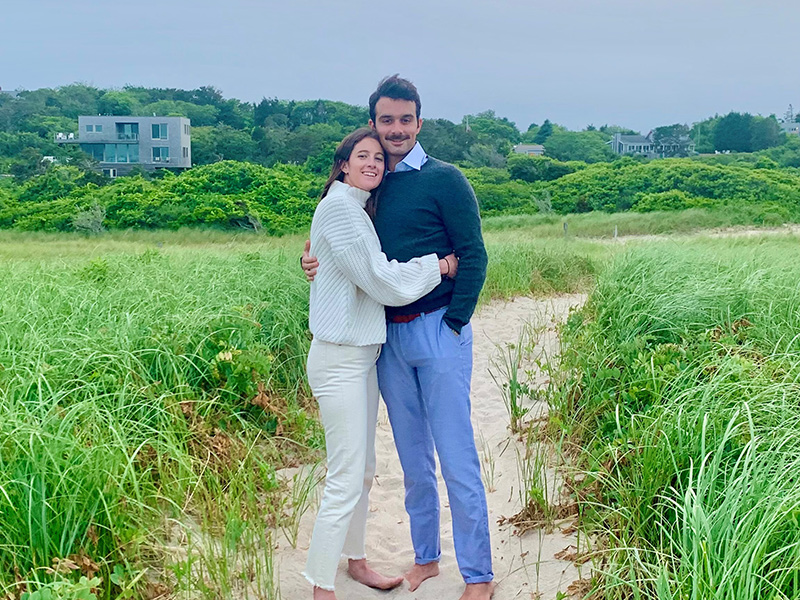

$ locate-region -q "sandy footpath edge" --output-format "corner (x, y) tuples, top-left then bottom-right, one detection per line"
(275, 295), (587, 599)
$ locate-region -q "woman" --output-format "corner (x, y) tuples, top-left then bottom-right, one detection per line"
(303, 128), (456, 599)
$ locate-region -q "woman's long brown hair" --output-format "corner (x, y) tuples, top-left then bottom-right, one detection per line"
(320, 127), (383, 219)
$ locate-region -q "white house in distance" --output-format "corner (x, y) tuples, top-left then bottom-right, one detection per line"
(512, 143), (545, 156)
(780, 121), (800, 136)
(779, 104), (800, 136)
(56, 115), (191, 177)
(610, 132), (695, 158)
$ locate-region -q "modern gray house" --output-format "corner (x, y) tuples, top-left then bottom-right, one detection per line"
(56, 115), (191, 176)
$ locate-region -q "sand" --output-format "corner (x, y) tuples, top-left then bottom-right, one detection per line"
(275, 294), (588, 599)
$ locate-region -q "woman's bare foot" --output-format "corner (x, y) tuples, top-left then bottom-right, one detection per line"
(404, 561), (440, 592)
(312, 586), (336, 600)
(347, 558), (404, 590)
(460, 581), (496, 600)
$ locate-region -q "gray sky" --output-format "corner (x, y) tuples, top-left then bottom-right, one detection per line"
(2, 0), (798, 133)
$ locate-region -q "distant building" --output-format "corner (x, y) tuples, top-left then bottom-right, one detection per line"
(780, 121), (800, 136)
(0, 86), (21, 99)
(610, 133), (656, 157)
(512, 143), (545, 156)
(610, 132), (695, 158)
(55, 115), (191, 176)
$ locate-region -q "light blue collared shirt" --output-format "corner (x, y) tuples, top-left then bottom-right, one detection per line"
(390, 141), (428, 173)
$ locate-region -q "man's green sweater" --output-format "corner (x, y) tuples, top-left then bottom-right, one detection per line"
(374, 157), (487, 334)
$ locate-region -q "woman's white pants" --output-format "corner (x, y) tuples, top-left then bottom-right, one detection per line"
(303, 338), (381, 591)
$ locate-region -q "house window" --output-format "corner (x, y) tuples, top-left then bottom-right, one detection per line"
(102, 144), (139, 163)
(103, 168), (117, 178)
(182, 147), (188, 158)
(95, 125), (103, 133)
(152, 123), (168, 140)
(183, 124), (190, 135)
(153, 147), (170, 162)
(80, 144), (104, 161)
(116, 123), (139, 140)
(86, 125), (94, 132)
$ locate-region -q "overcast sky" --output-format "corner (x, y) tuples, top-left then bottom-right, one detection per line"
(2, 0), (798, 133)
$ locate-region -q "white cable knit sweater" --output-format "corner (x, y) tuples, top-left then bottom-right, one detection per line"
(309, 180), (441, 346)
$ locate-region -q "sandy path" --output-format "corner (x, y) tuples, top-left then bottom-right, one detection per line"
(275, 295), (587, 599)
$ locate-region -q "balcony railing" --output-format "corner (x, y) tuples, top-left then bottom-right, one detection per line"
(117, 133), (139, 140)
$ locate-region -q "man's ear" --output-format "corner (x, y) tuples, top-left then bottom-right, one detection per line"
(368, 119), (376, 130)
(416, 117), (423, 134)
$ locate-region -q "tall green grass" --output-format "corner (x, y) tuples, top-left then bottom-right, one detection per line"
(483, 205), (799, 239)
(548, 236), (800, 599)
(0, 229), (600, 597)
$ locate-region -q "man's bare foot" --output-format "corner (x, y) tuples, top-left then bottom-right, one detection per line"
(404, 561), (440, 592)
(312, 586), (336, 600)
(459, 581), (496, 600)
(347, 559), (403, 590)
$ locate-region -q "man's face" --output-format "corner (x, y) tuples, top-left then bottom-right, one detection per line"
(369, 97), (422, 161)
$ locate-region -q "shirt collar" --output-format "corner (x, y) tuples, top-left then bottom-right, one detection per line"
(391, 142), (428, 173)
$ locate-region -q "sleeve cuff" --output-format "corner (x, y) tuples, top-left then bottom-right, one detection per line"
(442, 314), (464, 335)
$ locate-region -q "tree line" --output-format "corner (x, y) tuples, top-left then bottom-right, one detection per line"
(1, 84), (797, 180)
(1, 84), (799, 232)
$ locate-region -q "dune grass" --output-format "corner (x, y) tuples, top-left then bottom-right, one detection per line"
(544, 235), (800, 599)
(482, 205), (799, 239)
(0, 228), (601, 598)
(7, 223), (800, 597)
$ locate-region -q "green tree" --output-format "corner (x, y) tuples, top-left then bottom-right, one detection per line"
(690, 116), (719, 154)
(533, 119), (553, 144)
(463, 110), (520, 155)
(507, 154), (575, 182)
(254, 97), (288, 127)
(140, 100), (220, 126)
(190, 125), (259, 164)
(713, 112), (753, 152)
(543, 130), (614, 163)
(464, 144), (506, 168)
(750, 115), (784, 151)
(278, 123), (343, 164)
(417, 118), (476, 163)
(652, 123), (692, 157)
(97, 91), (139, 116)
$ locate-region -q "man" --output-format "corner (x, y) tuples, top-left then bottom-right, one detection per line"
(303, 75), (494, 600)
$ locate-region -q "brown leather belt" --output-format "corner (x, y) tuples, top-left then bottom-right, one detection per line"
(389, 313), (421, 324)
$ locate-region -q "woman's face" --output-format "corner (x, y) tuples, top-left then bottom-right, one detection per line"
(342, 137), (385, 192)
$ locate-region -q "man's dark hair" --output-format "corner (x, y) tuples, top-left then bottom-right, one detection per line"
(368, 74), (421, 122)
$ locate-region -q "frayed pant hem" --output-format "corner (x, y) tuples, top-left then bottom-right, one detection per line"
(302, 571), (335, 592)
(342, 553), (367, 560)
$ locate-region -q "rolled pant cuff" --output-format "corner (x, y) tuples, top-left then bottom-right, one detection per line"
(414, 555), (441, 565)
(464, 574), (494, 584)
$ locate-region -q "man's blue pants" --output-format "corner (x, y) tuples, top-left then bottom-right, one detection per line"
(377, 307), (493, 584)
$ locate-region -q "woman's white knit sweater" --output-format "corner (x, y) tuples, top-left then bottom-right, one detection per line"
(309, 180), (441, 346)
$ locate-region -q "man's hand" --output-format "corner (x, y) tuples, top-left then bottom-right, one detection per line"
(302, 239), (319, 282)
(439, 253), (458, 279)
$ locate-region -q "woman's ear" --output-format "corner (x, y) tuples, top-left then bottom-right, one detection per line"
(341, 162), (349, 174)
